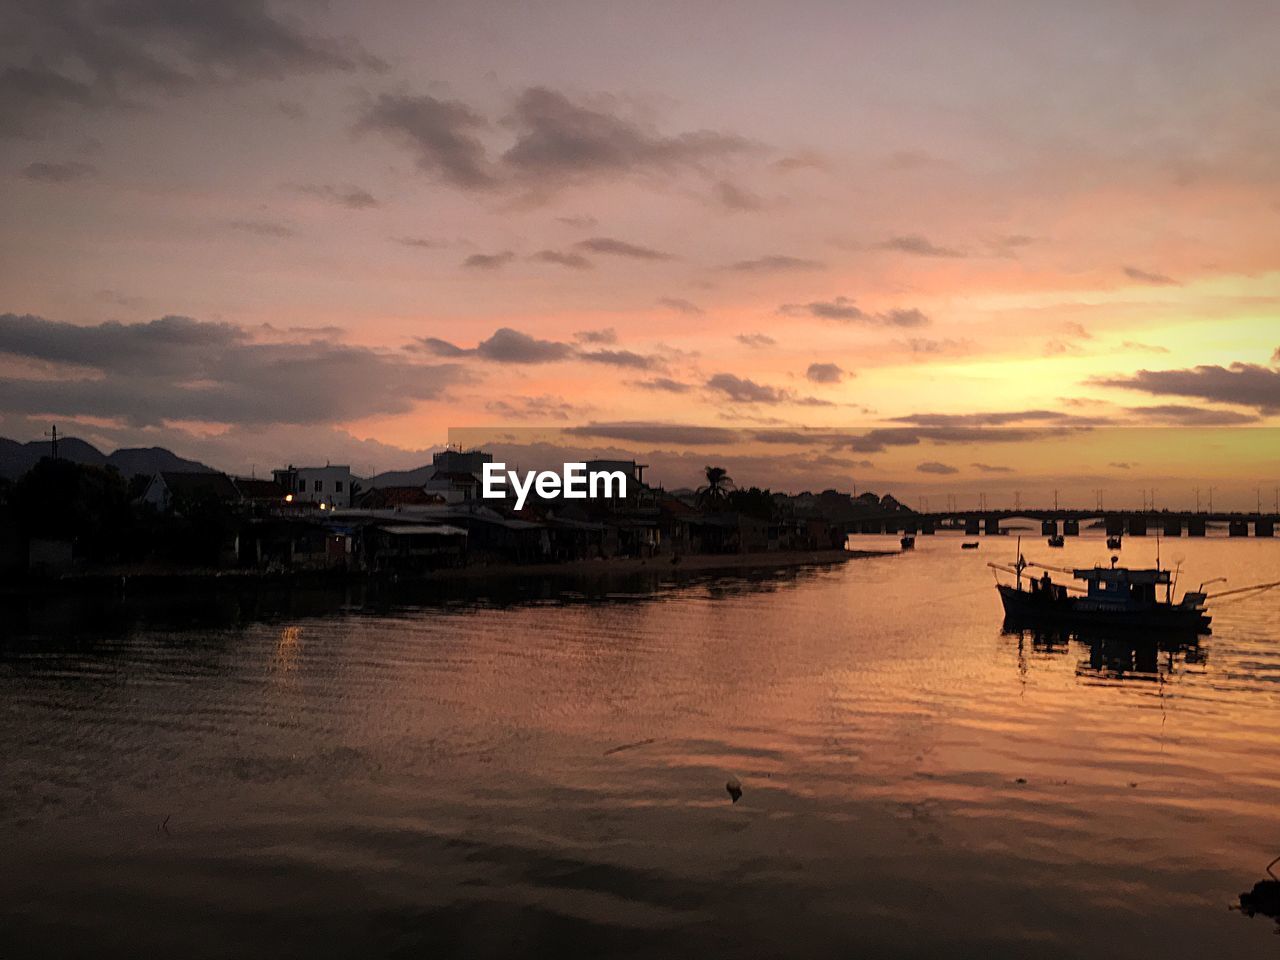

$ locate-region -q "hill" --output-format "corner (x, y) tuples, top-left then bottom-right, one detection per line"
(0, 437), (214, 481)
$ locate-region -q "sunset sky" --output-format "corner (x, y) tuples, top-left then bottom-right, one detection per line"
(2, 0), (1278, 506)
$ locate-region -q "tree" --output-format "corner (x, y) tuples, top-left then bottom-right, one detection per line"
(728, 486), (776, 520)
(696, 466), (734, 510)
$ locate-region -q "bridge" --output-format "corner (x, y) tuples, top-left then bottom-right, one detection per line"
(845, 510), (1279, 538)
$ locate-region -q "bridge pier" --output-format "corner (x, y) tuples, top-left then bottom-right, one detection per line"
(1105, 516), (1125, 536)
(1063, 519), (1079, 536)
(920, 520), (935, 535)
(984, 517), (1000, 536)
(1163, 518), (1182, 537)
(1188, 518), (1207, 537)
(1258, 518), (1275, 538)
(965, 518), (980, 536)
(1229, 520), (1249, 537)
(1041, 520), (1057, 536)
(1127, 516), (1147, 536)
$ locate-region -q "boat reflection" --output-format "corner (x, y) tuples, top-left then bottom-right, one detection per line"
(1003, 619), (1207, 683)
(1235, 856), (1280, 933)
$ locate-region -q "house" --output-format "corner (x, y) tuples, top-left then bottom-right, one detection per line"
(356, 485), (446, 509)
(232, 476), (288, 505)
(432, 448), (493, 475)
(141, 471), (241, 511)
(425, 470), (481, 503)
(272, 464), (354, 508)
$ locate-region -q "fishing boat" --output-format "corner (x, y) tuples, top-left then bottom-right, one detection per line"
(992, 553), (1211, 634)
(900, 535), (916, 550)
(1106, 534), (1123, 549)
(1047, 534), (1065, 548)
(961, 541), (980, 550)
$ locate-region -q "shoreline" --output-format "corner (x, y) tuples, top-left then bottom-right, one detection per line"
(428, 547), (892, 580)
(2, 548), (893, 598)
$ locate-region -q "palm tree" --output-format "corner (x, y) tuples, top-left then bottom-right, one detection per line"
(696, 466), (734, 510)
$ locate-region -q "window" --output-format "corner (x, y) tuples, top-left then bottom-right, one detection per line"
(336, 481), (344, 493)
(298, 480), (307, 492)
(315, 480), (323, 492)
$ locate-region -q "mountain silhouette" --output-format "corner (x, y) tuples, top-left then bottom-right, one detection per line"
(0, 437), (214, 481)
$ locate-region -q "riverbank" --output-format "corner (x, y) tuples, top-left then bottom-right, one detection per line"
(1, 548), (893, 597)
(430, 547), (889, 580)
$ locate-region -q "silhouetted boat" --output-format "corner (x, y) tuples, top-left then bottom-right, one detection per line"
(1047, 534), (1065, 547)
(900, 535), (915, 550)
(1106, 535), (1122, 549)
(991, 556), (1211, 634)
(961, 541), (979, 550)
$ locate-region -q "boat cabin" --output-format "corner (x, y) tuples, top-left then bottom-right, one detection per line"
(1073, 566), (1170, 604)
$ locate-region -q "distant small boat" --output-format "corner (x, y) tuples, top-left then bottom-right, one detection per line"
(1047, 535), (1065, 548)
(1106, 535), (1123, 549)
(900, 535), (916, 550)
(961, 541), (980, 550)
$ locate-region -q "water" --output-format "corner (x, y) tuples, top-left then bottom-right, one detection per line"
(2, 534), (1279, 958)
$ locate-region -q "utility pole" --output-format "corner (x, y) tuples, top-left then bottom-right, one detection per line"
(1208, 486), (1215, 513)
(1014, 490), (1021, 512)
(1195, 487), (1201, 513)
(1053, 488), (1059, 511)
(44, 424), (58, 460)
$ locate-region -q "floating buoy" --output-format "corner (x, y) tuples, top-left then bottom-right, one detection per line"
(726, 776), (742, 803)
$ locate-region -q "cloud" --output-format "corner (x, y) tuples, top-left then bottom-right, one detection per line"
(293, 183), (378, 209)
(574, 328), (617, 344)
(1122, 266), (1178, 285)
(575, 237), (673, 260)
(889, 410), (1093, 427)
(658, 297), (703, 314)
(1094, 362), (1280, 413)
(705, 373), (788, 403)
(917, 461), (959, 474)
(880, 235), (964, 258)
(502, 86), (753, 185)
(485, 395), (583, 421)
(390, 236), (444, 249)
(901, 337), (970, 356)
(971, 462), (1013, 473)
(1124, 404), (1258, 425)
(715, 180), (763, 211)
(631, 377), (694, 393)
(463, 251), (515, 270)
(3, 1), (378, 136)
(20, 160), (97, 183)
(564, 422), (738, 446)
(736, 333), (776, 348)
(556, 215), (597, 229)
(228, 218), (293, 238)
(0, 313), (461, 427)
(416, 327), (573, 364)
(806, 362), (844, 384)
(1109, 461), (1133, 469)
(357, 93), (496, 189)
(780, 297), (929, 327)
(1122, 340), (1170, 354)
(578, 349), (660, 370)
(728, 255), (825, 273)
(531, 249), (593, 269)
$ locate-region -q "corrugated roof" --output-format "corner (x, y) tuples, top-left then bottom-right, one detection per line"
(379, 524), (468, 537)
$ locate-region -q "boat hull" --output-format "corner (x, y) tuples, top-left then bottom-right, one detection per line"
(997, 584), (1210, 635)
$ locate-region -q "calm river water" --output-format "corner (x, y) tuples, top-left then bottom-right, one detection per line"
(3, 534), (1279, 958)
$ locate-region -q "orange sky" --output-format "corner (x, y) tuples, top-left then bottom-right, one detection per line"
(1, 1), (1278, 505)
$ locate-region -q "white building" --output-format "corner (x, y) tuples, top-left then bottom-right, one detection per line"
(272, 464), (355, 508)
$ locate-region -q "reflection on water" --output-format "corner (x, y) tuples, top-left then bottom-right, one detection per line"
(1, 536), (1279, 959)
(1237, 857), (1280, 932)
